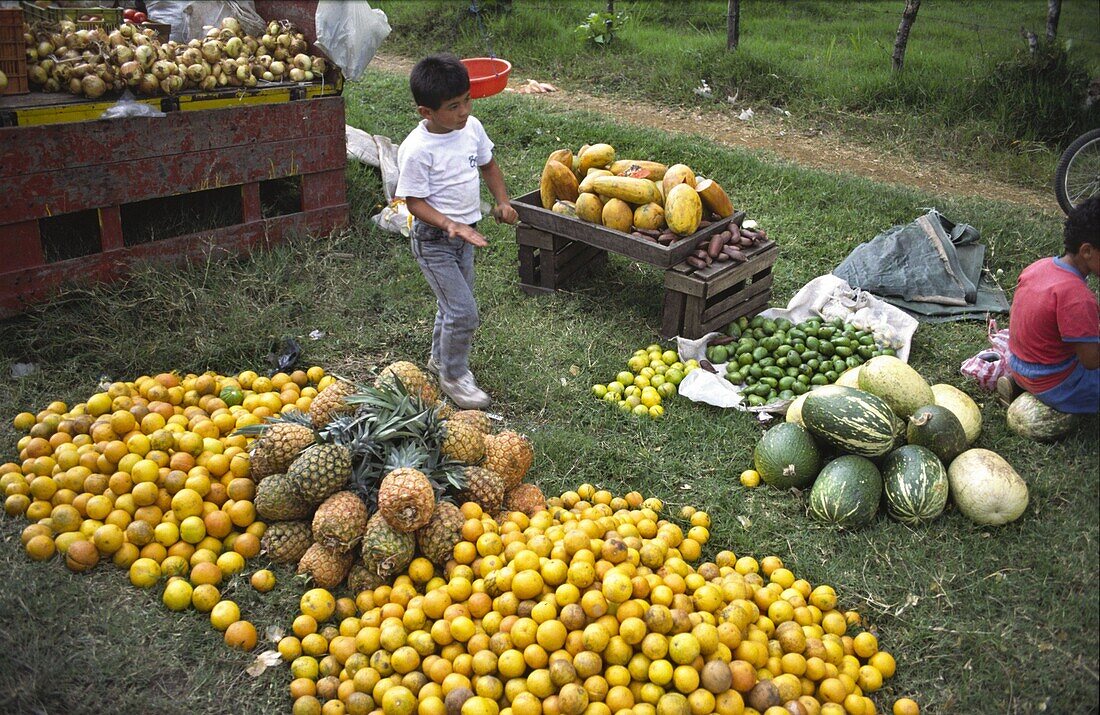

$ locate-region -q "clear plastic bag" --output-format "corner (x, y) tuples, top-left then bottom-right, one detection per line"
(100, 91), (166, 120)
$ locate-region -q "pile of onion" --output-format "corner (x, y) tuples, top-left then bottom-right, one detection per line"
(24, 16), (330, 98)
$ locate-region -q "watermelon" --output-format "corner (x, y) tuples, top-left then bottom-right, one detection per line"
(906, 405), (967, 463)
(801, 385), (897, 458)
(881, 445), (949, 525)
(753, 423), (821, 489)
(1006, 392), (1081, 442)
(808, 455), (883, 527)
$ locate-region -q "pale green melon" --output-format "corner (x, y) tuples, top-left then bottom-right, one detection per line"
(931, 383), (982, 445)
(858, 355), (934, 419)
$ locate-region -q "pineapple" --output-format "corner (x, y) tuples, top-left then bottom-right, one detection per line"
(451, 410), (492, 435)
(298, 542), (354, 588)
(462, 466), (505, 512)
(260, 520), (313, 564)
(361, 512), (416, 581)
(483, 430), (534, 491)
(440, 419), (486, 465)
(378, 464), (436, 533)
(309, 378), (357, 428)
(312, 491), (369, 552)
(254, 473), (312, 521)
(347, 560), (385, 593)
(416, 501), (464, 566)
(377, 360), (438, 405)
(435, 401), (457, 420)
(290, 443), (352, 505)
(236, 411), (315, 481)
(503, 483), (547, 516)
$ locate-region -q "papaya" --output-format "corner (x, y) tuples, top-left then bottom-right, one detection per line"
(546, 148), (573, 168)
(541, 160), (579, 206)
(662, 163), (697, 197)
(601, 198), (634, 233)
(664, 184), (703, 235)
(633, 203), (666, 231)
(695, 177), (734, 218)
(579, 143), (616, 174)
(578, 168), (613, 194)
(589, 176), (662, 205)
(609, 159), (668, 180)
(552, 200), (577, 217)
(575, 193), (605, 224)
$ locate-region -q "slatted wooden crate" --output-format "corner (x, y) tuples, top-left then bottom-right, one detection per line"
(0, 95), (348, 317)
(661, 239), (778, 339)
(516, 224), (608, 294)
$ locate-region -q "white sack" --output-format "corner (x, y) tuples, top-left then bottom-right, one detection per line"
(314, 1), (391, 81)
(146, 1), (265, 42)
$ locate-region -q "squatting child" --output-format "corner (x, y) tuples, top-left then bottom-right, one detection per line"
(395, 53), (519, 409)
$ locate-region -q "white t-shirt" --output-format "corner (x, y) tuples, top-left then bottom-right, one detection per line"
(395, 116), (494, 225)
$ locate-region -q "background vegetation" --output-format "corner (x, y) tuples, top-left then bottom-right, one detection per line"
(376, 0), (1100, 189)
(0, 28), (1097, 715)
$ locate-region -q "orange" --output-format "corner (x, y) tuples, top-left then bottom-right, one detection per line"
(224, 620), (258, 650)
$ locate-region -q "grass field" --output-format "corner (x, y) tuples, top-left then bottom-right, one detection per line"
(374, 0), (1100, 190)
(0, 67), (1097, 714)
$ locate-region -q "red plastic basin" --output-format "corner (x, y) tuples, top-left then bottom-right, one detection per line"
(461, 57), (511, 99)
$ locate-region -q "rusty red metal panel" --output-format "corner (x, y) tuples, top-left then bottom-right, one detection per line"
(0, 97), (345, 181)
(1, 220), (43, 271)
(301, 169), (346, 211)
(0, 204), (347, 317)
(99, 206), (123, 251)
(241, 183), (262, 223)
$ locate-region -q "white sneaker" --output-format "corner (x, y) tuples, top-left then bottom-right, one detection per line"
(439, 371), (491, 409)
(426, 358), (441, 376)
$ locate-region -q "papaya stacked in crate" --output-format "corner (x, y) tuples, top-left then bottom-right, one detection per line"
(539, 143), (736, 239)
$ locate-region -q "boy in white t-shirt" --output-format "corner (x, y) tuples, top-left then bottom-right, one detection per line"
(395, 53), (518, 409)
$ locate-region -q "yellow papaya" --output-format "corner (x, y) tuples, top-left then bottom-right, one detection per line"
(662, 163), (697, 198)
(695, 178), (735, 218)
(547, 148), (573, 168)
(633, 203), (666, 231)
(578, 168), (613, 194)
(552, 200), (577, 217)
(544, 159), (579, 205)
(601, 198), (634, 233)
(589, 176), (662, 205)
(575, 193), (605, 224)
(609, 159), (669, 180)
(579, 143), (616, 174)
(664, 183), (702, 235)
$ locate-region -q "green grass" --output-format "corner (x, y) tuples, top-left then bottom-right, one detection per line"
(1, 70), (1098, 714)
(374, 0), (1100, 190)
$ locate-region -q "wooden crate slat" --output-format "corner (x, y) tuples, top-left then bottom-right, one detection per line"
(703, 274), (774, 323)
(555, 246), (606, 287)
(517, 244), (538, 286)
(699, 291), (773, 335)
(0, 97), (345, 180)
(2, 220), (44, 271)
(660, 289), (688, 339)
(516, 224), (555, 249)
(704, 245), (778, 298)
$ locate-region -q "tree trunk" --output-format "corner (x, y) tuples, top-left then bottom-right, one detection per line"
(606, 0), (614, 44)
(727, 0), (741, 51)
(1046, 0), (1061, 42)
(891, 0), (922, 72)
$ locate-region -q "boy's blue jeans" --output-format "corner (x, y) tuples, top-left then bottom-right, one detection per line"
(410, 219), (479, 381)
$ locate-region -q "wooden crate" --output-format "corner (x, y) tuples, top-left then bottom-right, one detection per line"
(516, 224), (607, 294)
(0, 7), (27, 96)
(512, 189), (739, 268)
(661, 239), (778, 339)
(0, 96), (348, 317)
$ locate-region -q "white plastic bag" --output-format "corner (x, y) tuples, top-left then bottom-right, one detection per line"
(314, 1), (391, 81)
(345, 125), (398, 202)
(146, 0), (264, 42)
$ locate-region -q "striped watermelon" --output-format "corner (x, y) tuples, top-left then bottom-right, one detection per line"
(808, 455), (882, 527)
(881, 445), (949, 525)
(801, 385), (897, 458)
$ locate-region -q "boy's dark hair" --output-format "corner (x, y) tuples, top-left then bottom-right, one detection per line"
(409, 53), (470, 109)
(1064, 194), (1100, 254)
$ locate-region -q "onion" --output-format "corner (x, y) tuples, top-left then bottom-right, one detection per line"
(82, 74), (107, 99)
(39, 58), (55, 73)
(69, 77), (82, 94)
(186, 63), (208, 82)
(138, 73), (159, 94)
(311, 57), (327, 74)
(217, 73), (228, 86)
(289, 37), (307, 55)
(261, 70), (273, 82)
(200, 75), (217, 90)
(112, 45), (134, 65)
(119, 60), (142, 85)
(244, 37), (258, 55)
(267, 21), (281, 36)
(292, 54), (311, 71)
(221, 17), (242, 35)
(72, 30), (92, 49)
(304, 71), (314, 81)
(272, 47), (288, 62)
(55, 64), (72, 82)
(180, 48), (201, 66)
(59, 20), (76, 34)
(134, 44), (156, 69)
(108, 30), (126, 47)
(205, 27), (221, 39)
(160, 75), (184, 94)
(257, 55), (272, 70)
(269, 60), (285, 76)
(261, 33), (276, 50)
(44, 77), (60, 92)
(201, 41), (222, 63)
(73, 63), (92, 79)
(118, 23), (134, 39)
(0, 69), (8, 91)
(235, 63), (250, 82)
(152, 60), (175, 80)
(26, 48), (38, 62)
(37, 41), (54, 57)
(61, 49), (80, 62)
(276, 33), (292, 48)
(288, 67), (305, 82)
(225, 37), (243, 57)
(49, 32), (65, 48)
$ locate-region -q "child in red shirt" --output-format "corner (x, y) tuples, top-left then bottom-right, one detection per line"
(1006, 195), (1100, 414)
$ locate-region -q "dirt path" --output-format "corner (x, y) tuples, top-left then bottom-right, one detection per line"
(369, 53), (1056, 212)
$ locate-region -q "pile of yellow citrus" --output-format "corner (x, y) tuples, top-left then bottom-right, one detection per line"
(591, 344), (698, 420)
(2, 366), (331, 651)
(279, 484), (919, 715)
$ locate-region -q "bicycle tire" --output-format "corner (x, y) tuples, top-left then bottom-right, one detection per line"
(1054, 127), (1100, 215)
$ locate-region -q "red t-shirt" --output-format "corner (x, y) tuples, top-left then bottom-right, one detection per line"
(1008, 256), (1099, 393)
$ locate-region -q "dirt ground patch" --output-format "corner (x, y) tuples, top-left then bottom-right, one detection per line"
(368, 52), (1056, 213)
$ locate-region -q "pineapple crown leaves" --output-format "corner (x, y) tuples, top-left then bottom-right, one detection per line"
(231, 409), (315, 438)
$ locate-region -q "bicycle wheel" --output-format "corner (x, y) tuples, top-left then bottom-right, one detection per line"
(1054, 127), (1100, 215)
